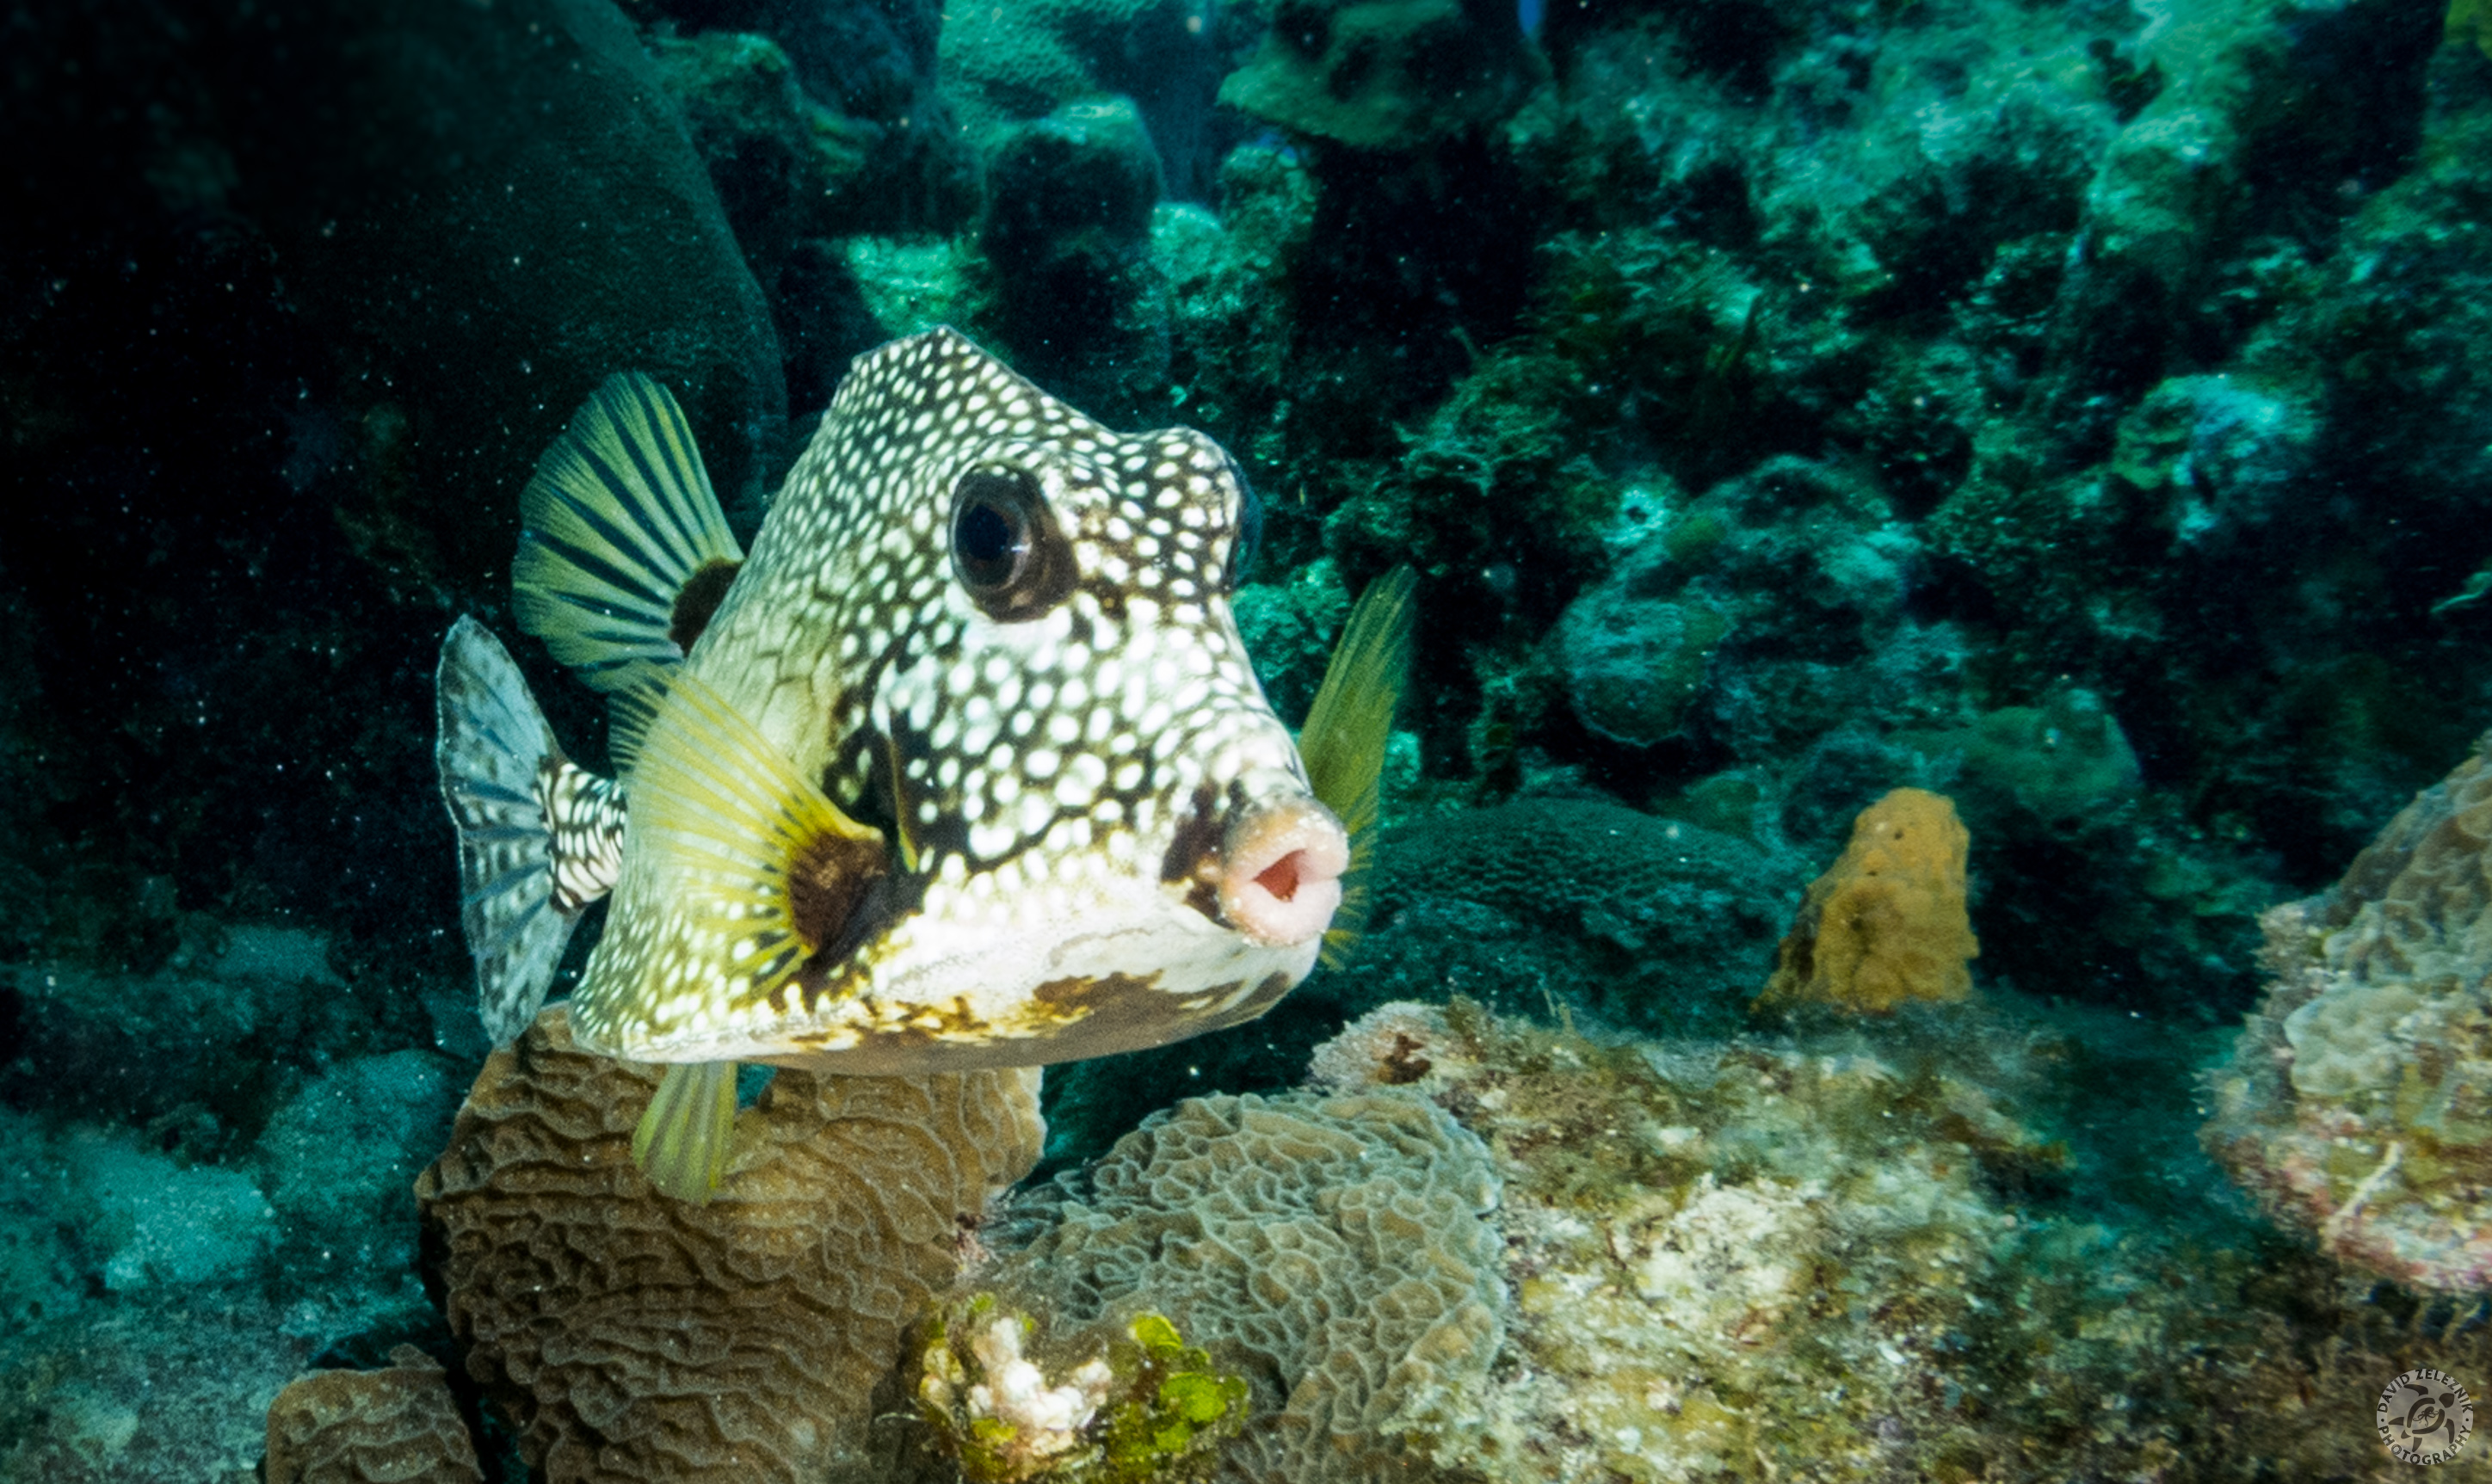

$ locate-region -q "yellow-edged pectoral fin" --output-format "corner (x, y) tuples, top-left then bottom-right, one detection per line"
(1298, 565), (1416, 969)
(570, 666), (890, 1058)
(632, 1060), (739, 1204)
(605, 674), (663, 779)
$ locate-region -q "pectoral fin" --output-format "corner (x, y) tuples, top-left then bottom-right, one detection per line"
(1297, 566), (1416, 969)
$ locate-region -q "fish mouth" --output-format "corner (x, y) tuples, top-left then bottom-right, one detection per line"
(1214, 795), (1349, 948)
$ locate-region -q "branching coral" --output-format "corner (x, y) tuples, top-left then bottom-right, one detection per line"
(2205, 731), (2492, 1291)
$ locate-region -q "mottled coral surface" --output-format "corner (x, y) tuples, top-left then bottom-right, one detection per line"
(263, 1346), (481, 1484)
(2207, 733), (2492, 1292)
(994, 1087), (1506, 1484)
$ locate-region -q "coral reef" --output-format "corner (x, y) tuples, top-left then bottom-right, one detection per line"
(1365, 796), (1798, 1034)
(414, 1006), (1044, 1481)
(0, 935), (469, 1483)
(1298, 999), (2470, 1483)
(262, 1346), (482, 1484)
(10, 0), (2492, 1479)
(938, 0), (1234, 198)
(978, 96), (1171, 419)
(1758, 787), (1980, 1014)
(2206, 730), (2492, 1291)
(236, 0), (789, 545)
(1219, 0), (1549, 151)
(1545, 455), (1945, 764)
(990, 1087), (1506, 1484)
(910, 1302), (1248, 1484)
(648, 29), (880, 289)
(639, 4), (978, 408)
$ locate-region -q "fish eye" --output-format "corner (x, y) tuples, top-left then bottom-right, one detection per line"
(948, 466), (1073, 620)
(952, 473), (1029, 588)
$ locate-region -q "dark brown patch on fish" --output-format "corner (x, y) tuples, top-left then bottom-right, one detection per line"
(668, 557), (743, 652)
(786, 829), (891, 960)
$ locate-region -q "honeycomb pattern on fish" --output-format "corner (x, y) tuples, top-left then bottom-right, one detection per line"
(572, 329), (1329, 1070)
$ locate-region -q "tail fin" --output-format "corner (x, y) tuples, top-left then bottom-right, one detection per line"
(435, 616), (582, 1044)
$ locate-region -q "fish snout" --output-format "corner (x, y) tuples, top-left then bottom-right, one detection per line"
(1215, 790), (1349, 948)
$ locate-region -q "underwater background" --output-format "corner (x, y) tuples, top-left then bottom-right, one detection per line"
(9, 0), (2492, 1476)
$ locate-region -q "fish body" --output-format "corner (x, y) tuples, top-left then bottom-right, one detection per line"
(438, 329), (1403, 1093)
(589, 331), (1342, 1071)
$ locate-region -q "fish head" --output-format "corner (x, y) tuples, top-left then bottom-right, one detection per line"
(642, 329), (1351, 1071)
(825, 336), (1348, 1065)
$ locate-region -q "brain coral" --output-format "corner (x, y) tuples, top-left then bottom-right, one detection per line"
(2205, 732), (2492, 1291)
(414, 1007), (1043, 1482)
(996, 1088), (1506, 1484)
(263, 1346), (481, 1484)
(1755, 786), (1979, 1013)
(1364, 797), (1797, 1032)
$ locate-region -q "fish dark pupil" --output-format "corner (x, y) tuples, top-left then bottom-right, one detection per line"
(959, 503), (1014, 570)
(949, 466), (1074, 621)
(951, 476), (1030, 592)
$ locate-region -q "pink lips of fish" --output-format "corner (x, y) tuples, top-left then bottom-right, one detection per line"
(1217, 796), (1351, 947)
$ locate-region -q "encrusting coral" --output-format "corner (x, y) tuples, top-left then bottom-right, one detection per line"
(262, 1345), (481, 1484)
(910, 1301), (1249, 1484)
(1299, 1001), (2045, 1482)
(2205, 730), (2492, 1291)
(412, 1007), (1044, 1482)
(1363, 796), (1797, 1033)
(1755, 786), (1979, 1013)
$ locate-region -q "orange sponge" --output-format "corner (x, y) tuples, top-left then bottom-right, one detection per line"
(1756, 787), (1979, 1013)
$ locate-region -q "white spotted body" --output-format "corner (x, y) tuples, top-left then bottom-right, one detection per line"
(567, 329), (1339, 1073)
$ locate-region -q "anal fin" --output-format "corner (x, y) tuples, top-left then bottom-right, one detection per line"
(633, 1060), (740, 1204)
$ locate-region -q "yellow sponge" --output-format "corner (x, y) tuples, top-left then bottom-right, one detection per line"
(1755, 787), (1980, 1013)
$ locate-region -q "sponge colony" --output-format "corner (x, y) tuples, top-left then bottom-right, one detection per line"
(1756, 786), (1979, 1013)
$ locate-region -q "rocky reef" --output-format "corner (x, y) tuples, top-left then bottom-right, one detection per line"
(2207, 729), (2492, 1295)
(8, 0), (2492, 1476)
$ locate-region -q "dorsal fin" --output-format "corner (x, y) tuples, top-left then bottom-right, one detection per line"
(1298, 565), (1416, 969)
(513, 373), (745, 693)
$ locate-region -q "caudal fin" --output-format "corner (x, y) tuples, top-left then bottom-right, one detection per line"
(435, 616), (582, 1045)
